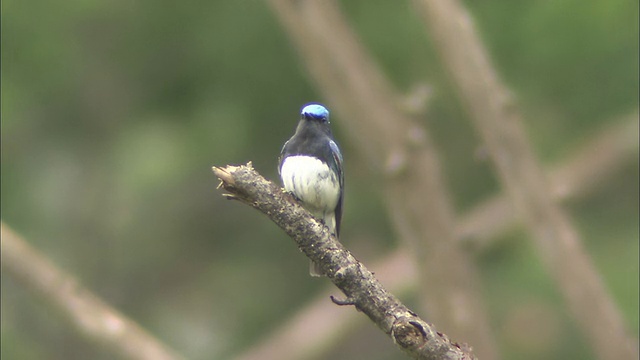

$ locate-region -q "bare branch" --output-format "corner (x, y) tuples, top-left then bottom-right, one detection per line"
(212, 164), (476, 360)
(236, 111), (638, 360)
(458, 112), (639, 250)
(0, 222), (186, 360)
(235, 248), (416, 360)
(413, 0), (638, 359)
(267, 1), (498, 357)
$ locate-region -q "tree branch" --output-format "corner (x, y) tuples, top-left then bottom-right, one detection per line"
(235, 111), (638, 360)
(267, 1), (498, 357)
(212, 163), (476, 360)
(413, 0), (638, 359)
(458, 111), (639, 250)
(235, 247), (416, 360)
(0, 222), (186, 360)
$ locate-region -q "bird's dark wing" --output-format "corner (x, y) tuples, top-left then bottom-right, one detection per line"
(328, 140), (344, 236)
(278, 139), (291, 176)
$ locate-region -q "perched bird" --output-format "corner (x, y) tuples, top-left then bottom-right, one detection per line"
(279, 103), (344, 276)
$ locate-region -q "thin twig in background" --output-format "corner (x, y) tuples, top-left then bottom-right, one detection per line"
(458, 111), (639, 250)
(267, 1), (498, 358)
(0, 223), (186, 360)
(546, 111), (639, 200)
(413, 0), (638, 359)
(212, 164), (476, 360)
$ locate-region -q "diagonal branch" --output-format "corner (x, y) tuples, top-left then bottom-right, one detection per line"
(0, 222), (186, 360)
(235, 111), (638, 360)
(458, 112), (639, 250)
(235, 247), (417, 360)
(267, 1), (498, 357)
(212, 163), (476, 360)
(413, 0), (638, 359)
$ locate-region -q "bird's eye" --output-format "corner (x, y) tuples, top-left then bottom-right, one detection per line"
(303, 112), (329, 123)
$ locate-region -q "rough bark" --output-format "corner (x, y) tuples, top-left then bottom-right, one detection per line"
(212, 163), (476, 360)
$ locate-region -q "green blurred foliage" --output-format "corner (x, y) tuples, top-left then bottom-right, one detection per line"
(2, 0), (638, 359)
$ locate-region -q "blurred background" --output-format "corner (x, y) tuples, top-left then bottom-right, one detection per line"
(1, 1), (638, 359)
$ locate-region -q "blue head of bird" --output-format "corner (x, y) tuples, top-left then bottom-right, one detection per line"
(301, 104), (330, 123)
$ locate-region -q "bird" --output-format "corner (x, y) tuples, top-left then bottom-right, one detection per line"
(279, 103), (344, 276)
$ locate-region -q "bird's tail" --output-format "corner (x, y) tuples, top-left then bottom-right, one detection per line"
(310, 261), (323, 277)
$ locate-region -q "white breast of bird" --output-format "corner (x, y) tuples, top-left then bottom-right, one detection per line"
(280, 155), (340, 223)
